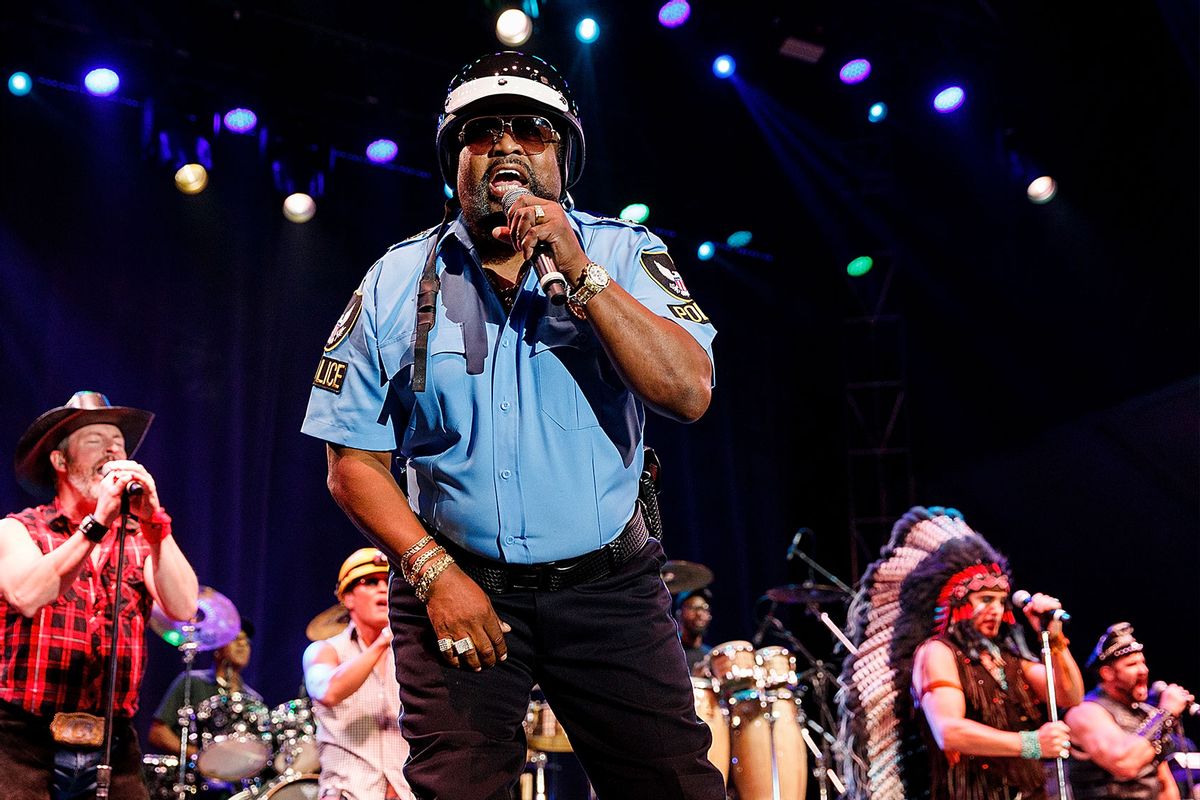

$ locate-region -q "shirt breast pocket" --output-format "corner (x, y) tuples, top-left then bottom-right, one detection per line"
(382, 322), (467, 437)
(530, 316), (602, 430)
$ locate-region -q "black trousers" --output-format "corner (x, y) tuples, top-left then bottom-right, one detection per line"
(388, 538), (726, 800)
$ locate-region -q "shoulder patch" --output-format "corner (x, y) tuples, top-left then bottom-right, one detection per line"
(324, 290), (364, 352)
(667, 302), (711, 325)
(313, 356), (348, 394)
(640, 251), (692, 301)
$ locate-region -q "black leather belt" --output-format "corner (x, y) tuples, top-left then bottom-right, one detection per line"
(436, 509), (650, 594)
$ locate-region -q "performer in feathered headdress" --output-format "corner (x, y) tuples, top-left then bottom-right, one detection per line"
(839, 506), (1084, 800)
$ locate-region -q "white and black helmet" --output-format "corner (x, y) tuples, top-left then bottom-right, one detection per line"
(436, 51), (585, 197)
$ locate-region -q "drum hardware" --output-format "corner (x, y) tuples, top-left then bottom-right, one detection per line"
(269, 698), (320, 774)
(660, 560), (714, 595)
(192, 692), (273, 781)
(229, 772), (319, 800)
(152, 586), (246, 798)
(521, 695), (597, 800)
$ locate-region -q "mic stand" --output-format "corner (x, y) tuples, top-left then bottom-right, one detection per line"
(174, 625), (199, 800)
(787, 547), (853, 596)
(1040, 629), (1068, 800)
(96, 491), (134, 800)
(768, 618), (840, 800)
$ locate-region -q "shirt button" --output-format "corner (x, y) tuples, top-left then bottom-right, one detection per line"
(500, 401), (511, 411)
(505, 536), (515, 545)
(501, 338), (510, 348)
(500, 469), (512, 479)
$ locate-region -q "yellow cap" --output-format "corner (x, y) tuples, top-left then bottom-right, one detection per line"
(336, 547), (390, 596)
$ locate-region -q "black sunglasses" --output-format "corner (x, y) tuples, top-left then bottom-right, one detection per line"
(459, 115), (561, 155)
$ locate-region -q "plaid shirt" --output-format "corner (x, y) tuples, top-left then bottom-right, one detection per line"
(1, 503), (154, 718)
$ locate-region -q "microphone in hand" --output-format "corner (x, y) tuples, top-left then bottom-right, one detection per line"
(500, 187), (569, 305)
(1011, 590), (1070, 623)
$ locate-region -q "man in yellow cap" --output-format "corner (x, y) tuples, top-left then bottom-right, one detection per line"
(304, 548), (411, 800)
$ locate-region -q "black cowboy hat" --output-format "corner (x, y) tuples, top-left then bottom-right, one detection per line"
(14, 391), (154, 498)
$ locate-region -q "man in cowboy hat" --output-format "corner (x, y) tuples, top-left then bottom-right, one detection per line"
(304, 548), (411, 800)
(0, 391), (199, 800)
(1064, 623), (1193, 800)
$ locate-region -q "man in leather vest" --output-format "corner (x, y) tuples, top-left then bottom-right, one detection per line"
(1065, 623), (1194, 800)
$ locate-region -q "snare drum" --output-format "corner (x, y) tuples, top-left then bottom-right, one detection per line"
(729, 697), (807, 800)
(270, 698), (320, 774)
(754, 646), (798, 699)
(690, 676), (730, 784)
(230, 772), (319, 800)
(704, 640), (759, 701)
(193, 692), (273, 781)
(524, 699), (572, 753)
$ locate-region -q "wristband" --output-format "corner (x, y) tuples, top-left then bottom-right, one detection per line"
(78, 514), (108, 544)
(1019, 730), (1043, 760)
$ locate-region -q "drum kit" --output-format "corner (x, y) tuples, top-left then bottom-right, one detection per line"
(144, 586), (320, 800)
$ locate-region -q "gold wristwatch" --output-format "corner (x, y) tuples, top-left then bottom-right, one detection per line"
(568, 263), (610, 319)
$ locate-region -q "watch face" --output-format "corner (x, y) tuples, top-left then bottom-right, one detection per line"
(586, 264), (610, 289)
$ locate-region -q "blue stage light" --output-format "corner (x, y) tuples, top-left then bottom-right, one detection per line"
(8, 72), (32, 96)
(839, 59), (871, 85)
(576, 18), (599, 43)
(933, 86), (965, 113)
(658, 0), (691, 28)
(366, 139), (399, 164)
(223, 108), (258, 134)
(726, 230), (752, 248)
(84, 68), (120, 97)
(712, 55), (736, 79)
(868, 102), (888, 123)
(697, 241), (716, 261)
(444, 184), (455, 199)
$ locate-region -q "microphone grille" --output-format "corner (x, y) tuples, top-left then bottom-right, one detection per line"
(1010, 589), (1032, 606)
(500, 186), (532, 214)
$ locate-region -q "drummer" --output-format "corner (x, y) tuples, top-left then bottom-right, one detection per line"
(674, 588), (714, 673)
(303, 548), (412, 800)
(148, 621), (262, 759)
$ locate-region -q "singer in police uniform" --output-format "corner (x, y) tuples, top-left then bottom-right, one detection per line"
(301, 52), (722, 800)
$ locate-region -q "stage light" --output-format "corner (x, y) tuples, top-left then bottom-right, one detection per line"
(366, 139), (398, 164)
(576, 18), (599, 43)
(283, 192), (317, 223)
(697, 241), (716, 261)
(443, 183), (455, 199)
(84, 68), (120, 97)
(174, 164), (208, 195)
(726, 230), (752, 248)
(8, 71), (31, 96)
(933, 86), (965, 113)
(1026, 176), (1058, 204)
(619, 202), (650, 223)
(867, 102), (888, 123)
(658, 0), (691, 28)
(496, 9), (533, 46)
(223, 108), (257, 134)
(839, 59), (871, 85)
(846, 256), (873, 277)
(712, 55), (736, 79)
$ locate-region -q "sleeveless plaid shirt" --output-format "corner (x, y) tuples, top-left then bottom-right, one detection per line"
(1, 504), (154, 718)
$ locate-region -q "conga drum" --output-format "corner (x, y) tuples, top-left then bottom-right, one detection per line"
(690, 676), (730, 784)
(729, 697), (807, 800)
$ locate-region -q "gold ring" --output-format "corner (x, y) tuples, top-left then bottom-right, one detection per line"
(533, 205), (546, 221)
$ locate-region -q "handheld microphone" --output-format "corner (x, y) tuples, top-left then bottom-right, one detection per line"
(1011, 590), (1071, 623)
(500, 187), (569, 305)
(101, 463), (143, 496)
(1151, 681), (1200, 716)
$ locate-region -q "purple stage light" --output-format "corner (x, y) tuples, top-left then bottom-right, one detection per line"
(658, 0), (691, 28)
(84, 68), (120, 97)
(933, 86), (966, 113)
(366, 139), (398, 164)
(839, 59), (871, 84)
(223, 108), (258, 134)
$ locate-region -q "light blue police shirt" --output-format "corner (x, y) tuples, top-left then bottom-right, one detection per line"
(302, 211), (716, 564)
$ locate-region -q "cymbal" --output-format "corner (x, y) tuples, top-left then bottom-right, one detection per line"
(766, 583), (849, 606)
(661, 560), (713, 594)
(306, 603), (350, 642)
(150, 586), (241, 651)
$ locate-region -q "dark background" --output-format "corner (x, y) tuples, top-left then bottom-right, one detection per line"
(1, 0), (1196, 755)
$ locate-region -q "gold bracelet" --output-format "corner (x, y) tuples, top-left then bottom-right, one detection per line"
(399, 534), (433, 564)
(406, 545), (445, 584)
(413, 554), (455, 603)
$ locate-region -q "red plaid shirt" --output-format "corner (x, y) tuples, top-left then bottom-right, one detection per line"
(1, 503), (154, 718)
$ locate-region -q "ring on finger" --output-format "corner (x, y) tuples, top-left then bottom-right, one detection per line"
(452, 636), (474, 655)
(533, 205), (546, 222)
(436, 637), (454, 653)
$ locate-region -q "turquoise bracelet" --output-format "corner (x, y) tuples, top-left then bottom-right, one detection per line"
(1019, 730), (1043, 760)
